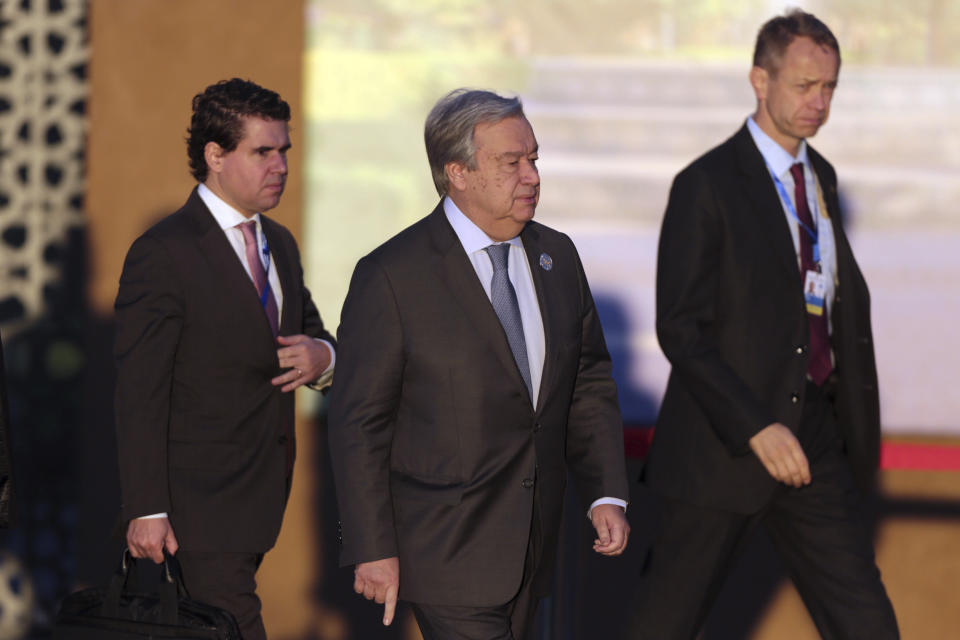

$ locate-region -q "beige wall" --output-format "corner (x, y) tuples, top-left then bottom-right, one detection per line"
(87, 0), (304, 314)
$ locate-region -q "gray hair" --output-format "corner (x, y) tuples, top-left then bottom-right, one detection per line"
(424, 88), (525, 196)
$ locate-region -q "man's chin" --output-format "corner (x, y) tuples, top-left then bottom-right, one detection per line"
(796, 121), (825, 138)
(512, 203), (537, 223)
(260, 194), (284, 212)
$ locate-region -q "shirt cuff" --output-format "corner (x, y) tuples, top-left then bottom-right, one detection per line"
(307, 339), (335, 391)
(317, 339), (335, 374)
(587, 497), (628, 520)
(137, 512), (168, 519)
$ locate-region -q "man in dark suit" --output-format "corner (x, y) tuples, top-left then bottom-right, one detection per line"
(114, 78), (334, 640)
(627, 10), (899, 639)
(327, 89), (630, 640)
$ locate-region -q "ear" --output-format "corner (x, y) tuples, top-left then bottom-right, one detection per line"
(204, 141), (225, 175)
(749, 66), (768, 102)
(445, 161), (469, 192)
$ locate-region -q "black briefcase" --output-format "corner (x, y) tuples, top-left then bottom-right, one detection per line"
(53, 550), (241, 639)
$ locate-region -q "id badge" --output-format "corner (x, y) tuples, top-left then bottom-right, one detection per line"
(804, 270), (827, 316)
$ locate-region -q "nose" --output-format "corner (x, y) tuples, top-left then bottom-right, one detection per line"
(811, 89), (828, 111)
(273, 151), (288, 175)
(521, 159), (539, 185)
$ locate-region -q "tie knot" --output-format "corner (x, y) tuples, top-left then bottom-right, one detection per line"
(790, 162), (805, 184)
(485, 243), (511, 273)
(238, 220), (257, 246)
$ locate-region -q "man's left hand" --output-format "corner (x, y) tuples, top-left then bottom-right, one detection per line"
(273, 334), (331, 392)
(591, 503), (629, 556)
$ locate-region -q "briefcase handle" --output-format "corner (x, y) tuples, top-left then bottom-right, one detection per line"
(100, 548), (188, 625)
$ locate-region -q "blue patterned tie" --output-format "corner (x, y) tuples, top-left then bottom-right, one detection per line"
(485, 243), (533, 400)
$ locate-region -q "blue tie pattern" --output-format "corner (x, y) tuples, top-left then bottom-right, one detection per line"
(485, 243), (533, 400)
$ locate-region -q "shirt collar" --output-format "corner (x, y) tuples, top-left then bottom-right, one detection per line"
(746, 116), (810, 179)
(197, 183), (261, 231)
(443, 196), (522, 254)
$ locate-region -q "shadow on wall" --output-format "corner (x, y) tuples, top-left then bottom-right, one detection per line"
(309, 406), (410, 640)
(0, 226), (125, 633)
(593, 293), (658, 427)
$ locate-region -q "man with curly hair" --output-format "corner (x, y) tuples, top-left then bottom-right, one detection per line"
(114, 78), (334, 640)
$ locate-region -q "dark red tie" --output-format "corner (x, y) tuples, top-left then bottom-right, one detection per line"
(790, 163), (833, 385)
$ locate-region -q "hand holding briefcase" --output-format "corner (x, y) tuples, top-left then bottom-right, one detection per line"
(54, 549), (241, 639)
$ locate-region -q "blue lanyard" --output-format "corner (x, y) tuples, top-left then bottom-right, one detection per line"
(258, 225), (272, 309)
(766, 162), (821, 265)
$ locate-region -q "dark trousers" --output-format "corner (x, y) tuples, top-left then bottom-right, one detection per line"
(626, 382), (899, 639)
(176, 550), (266, 640)
(411, 492), (543, 640)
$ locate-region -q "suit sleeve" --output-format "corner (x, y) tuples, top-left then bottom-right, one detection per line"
(327, 255), (403, 565)
(113, 234), (183, 521)
(564, 242), (630, 506)
(656, 167), (773, 453)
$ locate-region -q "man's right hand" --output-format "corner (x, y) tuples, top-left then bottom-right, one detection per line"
(354, 557), (399, 626)
(749, 422), (811, 487)
(126, 516), (179, 564)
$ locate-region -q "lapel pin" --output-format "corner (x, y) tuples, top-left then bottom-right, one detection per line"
(539, 253), (553, 271)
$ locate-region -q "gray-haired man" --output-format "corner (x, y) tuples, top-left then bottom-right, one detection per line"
(328, 88), (630, 639)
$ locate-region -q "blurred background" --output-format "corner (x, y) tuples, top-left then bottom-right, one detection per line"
(0, 0), (958, 638)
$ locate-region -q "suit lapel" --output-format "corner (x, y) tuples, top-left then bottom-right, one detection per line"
(188, 192), (277, 341)
(425, 205), (533, 399)
(261, 217), (298, 336)
(732, 125), (802, 282)
(520, 224), (555, 413)
(808, 148), (846, 256)
(809, 148), (857, 292)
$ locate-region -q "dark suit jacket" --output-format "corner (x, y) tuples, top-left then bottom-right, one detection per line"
(644, 124), (880, 514)
(327, 203), (629, 607)
(114, 188), (333, 553)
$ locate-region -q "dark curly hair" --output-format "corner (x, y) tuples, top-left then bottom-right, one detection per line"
(186, 78), (291, 182)
(753, 9), (840, 77)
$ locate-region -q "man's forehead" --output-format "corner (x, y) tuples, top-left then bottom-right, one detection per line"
(474, 117), (536, 150)
(239, 116), (289, 142)
(783, 38), (837, 66)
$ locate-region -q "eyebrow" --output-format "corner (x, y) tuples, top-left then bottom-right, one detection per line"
(798, 76), (836, 85)
(499, 145), (539, 159)
(254, 143), (292, 153)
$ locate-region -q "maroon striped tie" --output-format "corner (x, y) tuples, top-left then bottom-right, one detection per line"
(790, 163), (833, 385)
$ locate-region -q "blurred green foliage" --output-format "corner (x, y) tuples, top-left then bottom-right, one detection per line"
(306, 0), (960, 65)
(300, 0), (960, 336)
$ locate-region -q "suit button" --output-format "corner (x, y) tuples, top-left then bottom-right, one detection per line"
(791, 392), (800, 404)
(795, 345), (806, 355)
(521, 478), (534, 489)
(533, 422), (542, 433)
(278, 435), (288, 444)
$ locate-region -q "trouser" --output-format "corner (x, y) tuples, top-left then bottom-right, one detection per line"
(177, 550), (266, 640)
(626, 381), (899, 639)
(411, 490), (543, 640)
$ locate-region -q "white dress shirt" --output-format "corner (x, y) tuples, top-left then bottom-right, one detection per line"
(746, 117), (838, 331)
(443, 197), (626, 517)
(443, 197), (545, 407)
(198, 183), (285, 320)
